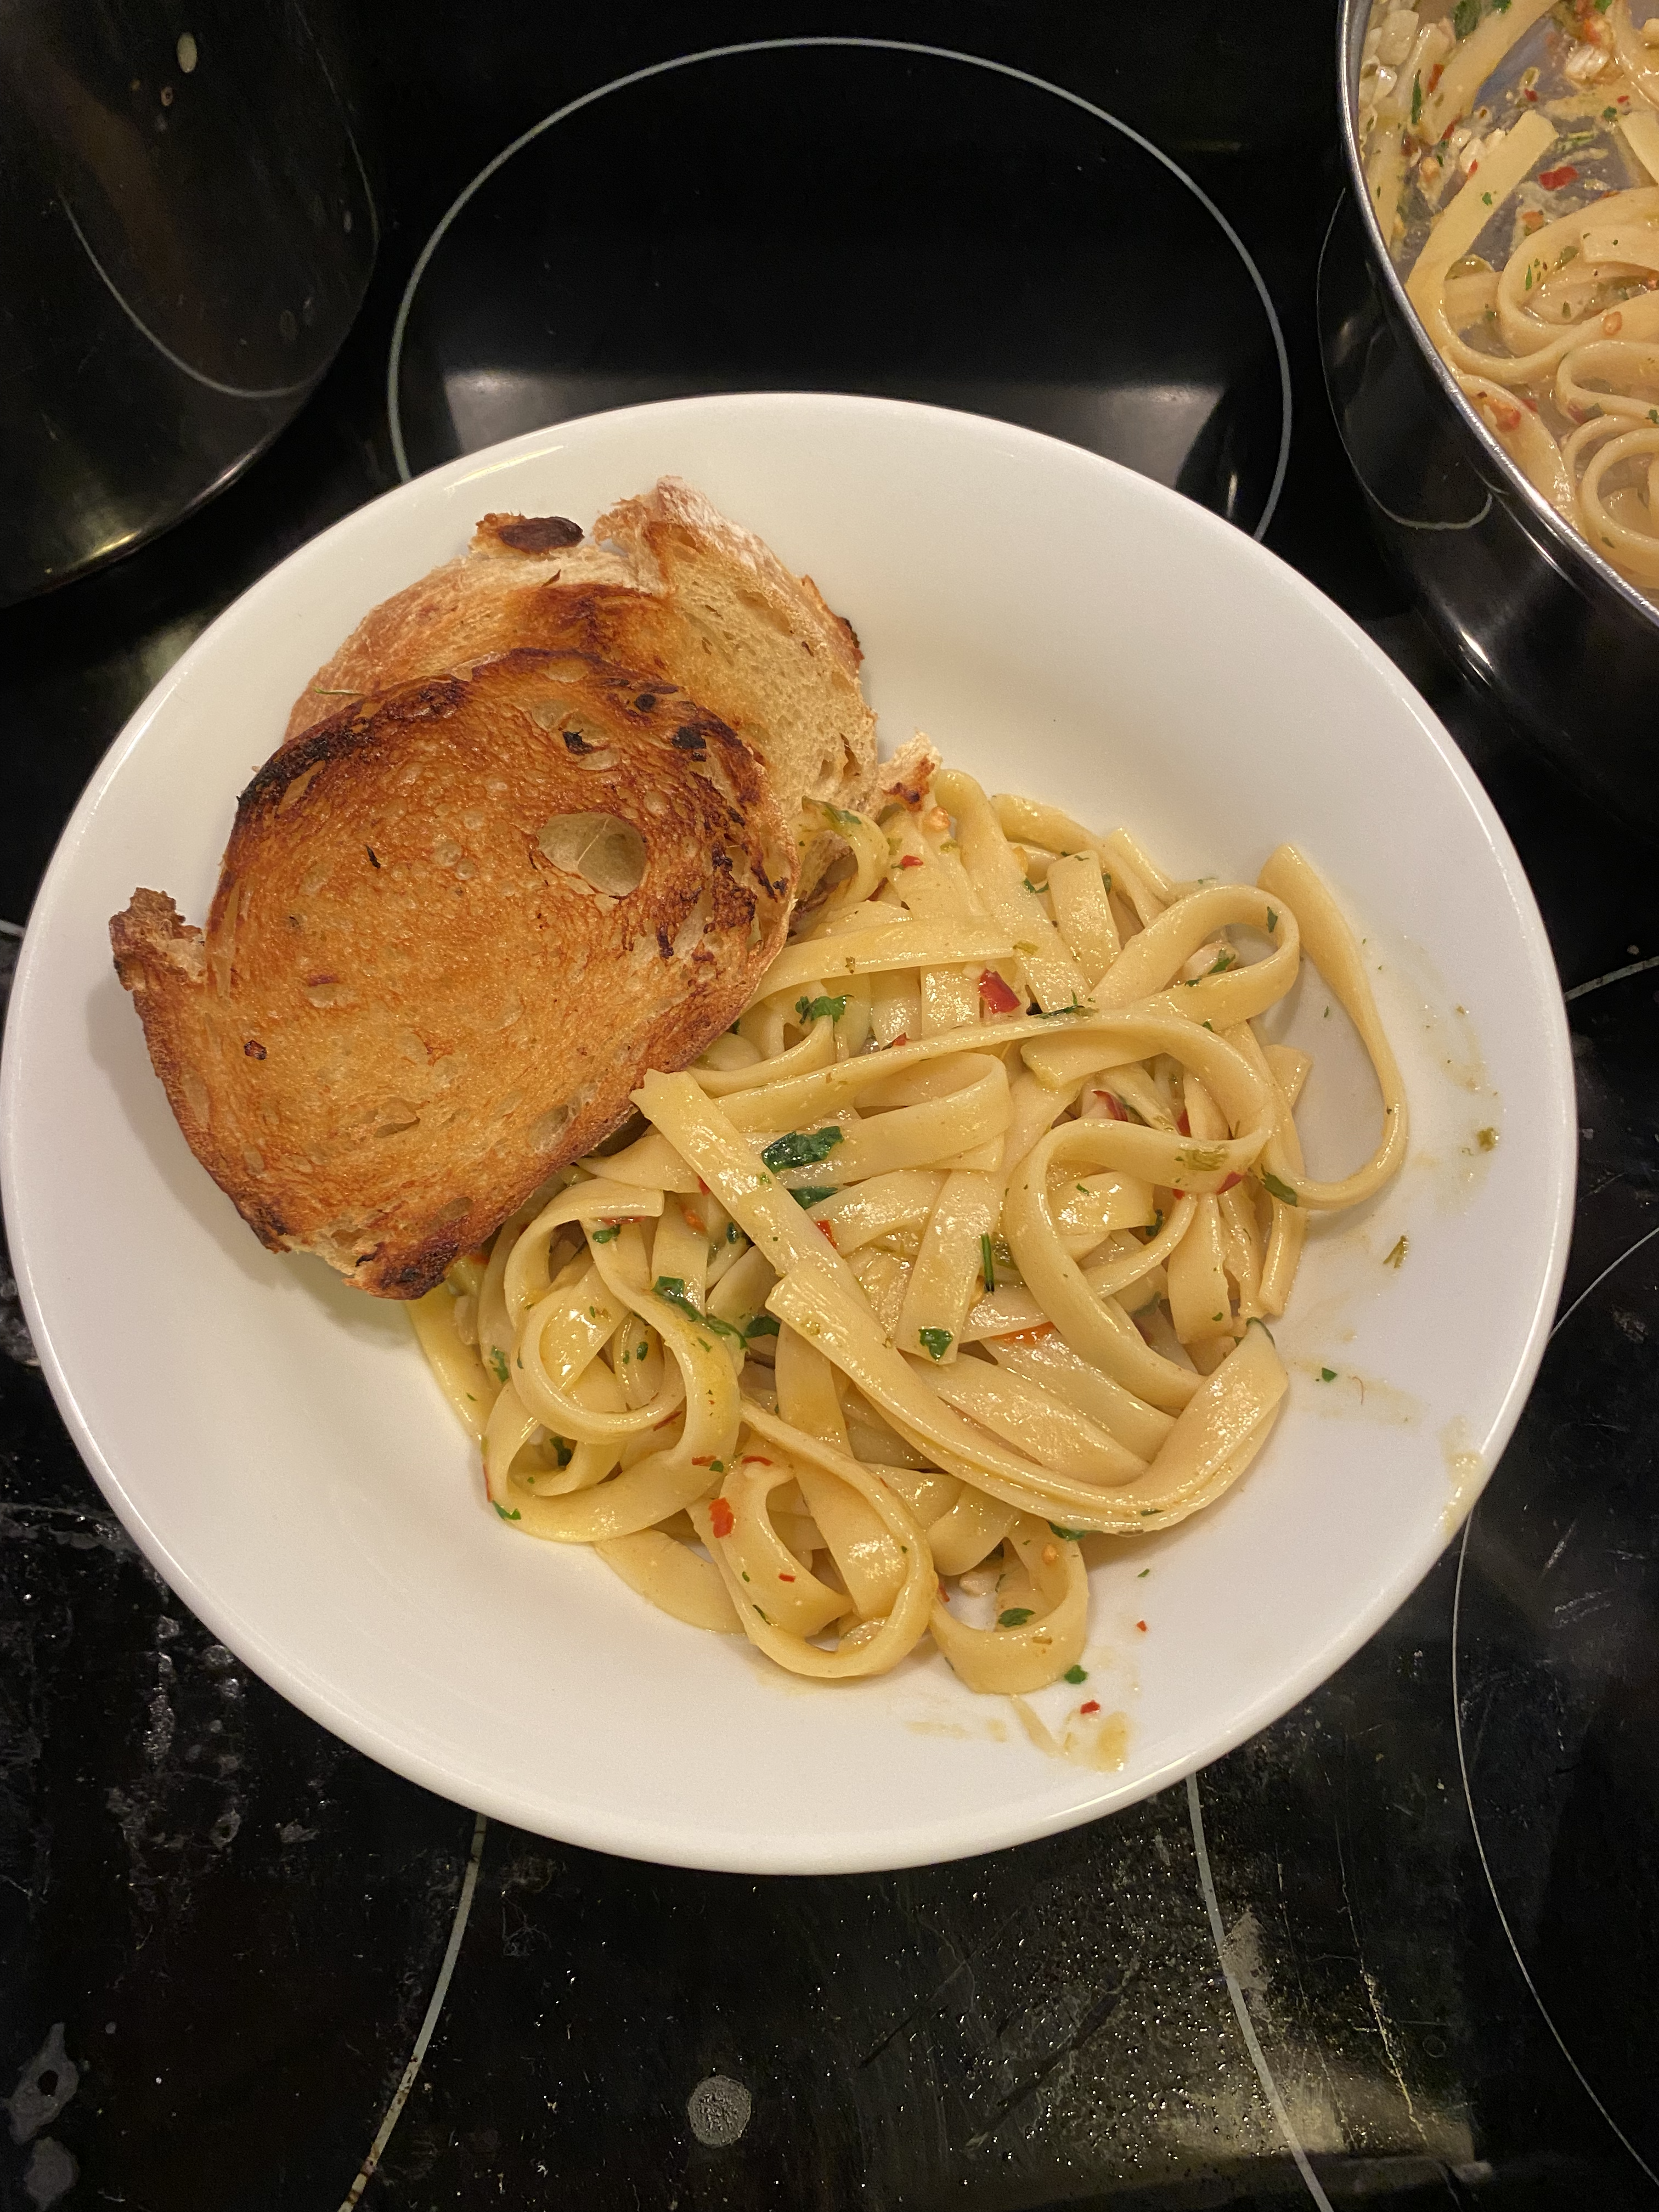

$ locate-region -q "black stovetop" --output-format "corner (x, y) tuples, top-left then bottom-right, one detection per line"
(3, 8), (1657, 2209)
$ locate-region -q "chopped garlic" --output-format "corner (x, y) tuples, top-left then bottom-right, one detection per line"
(1564, 40), (1612, 84)
(1376, 7), (1419, 67)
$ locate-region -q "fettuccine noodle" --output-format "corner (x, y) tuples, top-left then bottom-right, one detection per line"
(410, 758), (1406, 1694)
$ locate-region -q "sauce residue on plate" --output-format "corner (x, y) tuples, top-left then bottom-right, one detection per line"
(1009, 1694), (1131, 1771)
(1296, 1361), (1422, 1425)
(904, 1713), (1009, 1743)
(1439, 1416), (1485, 1536)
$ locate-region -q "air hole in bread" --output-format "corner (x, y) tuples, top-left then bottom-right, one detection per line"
(537, 812), (646, 898)
(529, 1101), (574, 1152)
(529, 701), (607, 753)
(279, 765), (321, 812)
(672, 893), (712, 958)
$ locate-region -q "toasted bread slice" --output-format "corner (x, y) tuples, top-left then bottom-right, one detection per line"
(112, 651), (794, 1297)
(284, 478), (877, 834)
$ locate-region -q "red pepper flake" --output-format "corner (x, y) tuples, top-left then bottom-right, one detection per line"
(899, 854), (923, 870)
(691, 1454), (715, 1467)
(709, 1497), (735, 1538)
(681, 1206), (706, 1234)
(1135, 1620), (1148, 1633)
(778, 1572), (796, 1582)
(1427, 61), (1442, 89)
(890, 1032), (909, 1048)
(978, 968), (1021, 1014)
(1079, 1699), (1101, 1716)
(1218, 1172), (1243, 1193)
(1538, 165), (1578, 191)
(1093, 1090), (1127, 1120)
(938, 1582), (949, 1602)
(697, 1176), (710, 1193)
(1177, 1109), (1192, 1136)
(817, 1218), (838, 1246)
(1523, 85), (1537, 100)
(740, 1454), (773, 1465)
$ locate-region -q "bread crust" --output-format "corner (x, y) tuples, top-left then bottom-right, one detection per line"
(112, 651), (795, 1297)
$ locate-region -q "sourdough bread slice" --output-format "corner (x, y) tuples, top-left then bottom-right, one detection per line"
(113, 650), (794, 1296)
(285, 478), (877, 838)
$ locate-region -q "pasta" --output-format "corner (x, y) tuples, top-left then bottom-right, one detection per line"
(409, 760), (1407, 1694)
(1360, 0), (1659, 595)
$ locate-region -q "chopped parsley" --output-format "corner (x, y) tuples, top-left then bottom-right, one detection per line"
(918, 1327), (953, 1362)
(493, 1502), (522, 1521)
(1384, 1234), (1409, 1270)
(1318, 1367), (1338, 1383)
(1260, 1170), (1299, 1206)
(1410, 73), (1423, 126)
(1453, 0), (1479, 37)
(1266, 908), (1278, 933)
(589, 1224), (620, 1244)
(1179, 1146), (1227, 1173)
(1137, 1568), (1150, 1579)
(980, 1232), (996, 1291)
(791, 1184), (838, 1208)
(1186, 948), (1236, 984)
(997, 1607), (1034, 1628)
(794, 993), (848, 1025)
(1048, 1523), (1088, 1541)
(488, 1347), (509, 1384)
(763, 1126), (844, 1171)
(744, 1314), (781, 1339)
(1063, 1664), (1088, 1684)
(653, 1275), (746, 1346)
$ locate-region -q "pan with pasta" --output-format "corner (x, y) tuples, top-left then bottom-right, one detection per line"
(1359, 0), (1659, 594)
(409, 755), (1407, 1695)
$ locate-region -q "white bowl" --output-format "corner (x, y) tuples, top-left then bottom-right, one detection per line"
(0, 394), (1573, 1874)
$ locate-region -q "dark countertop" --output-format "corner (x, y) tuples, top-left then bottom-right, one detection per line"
(2, 8), (1656, 2208)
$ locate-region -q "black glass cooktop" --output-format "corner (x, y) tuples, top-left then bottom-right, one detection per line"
(3, 8), (1657, 2208)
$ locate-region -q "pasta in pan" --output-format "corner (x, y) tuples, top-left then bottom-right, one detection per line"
(1359, 0), (1659, 595)
(410, 757), (1407, 1694)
